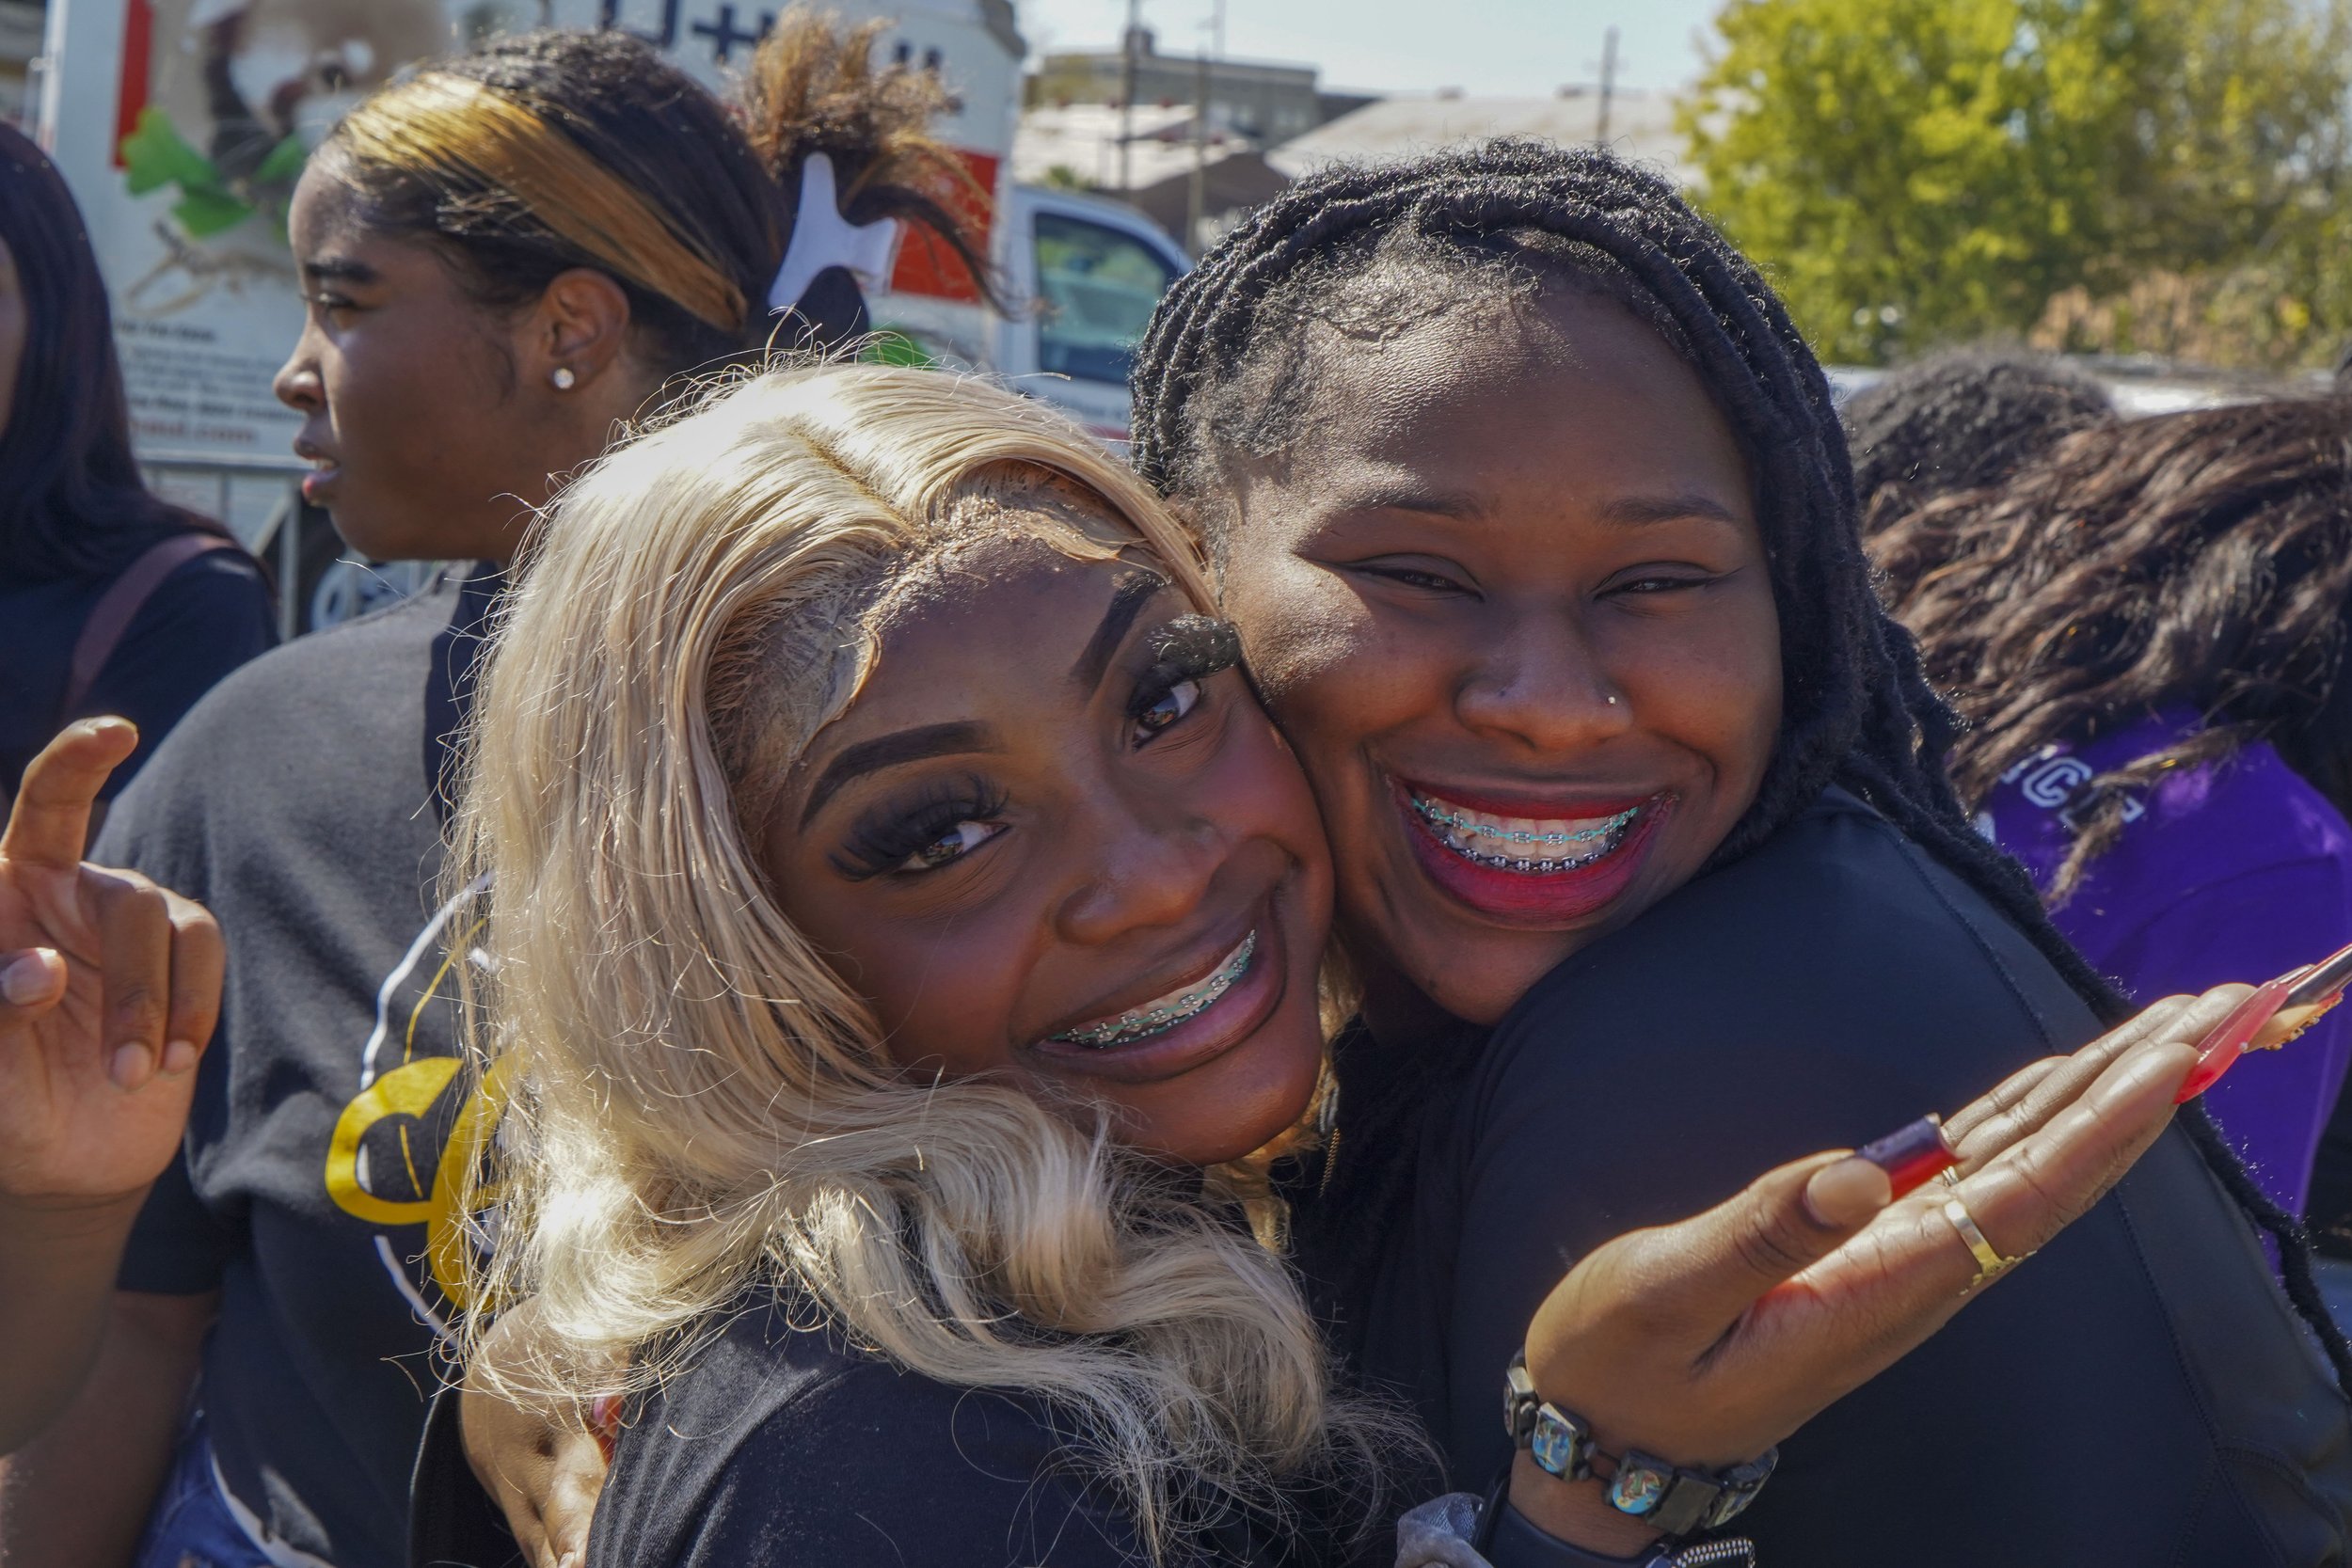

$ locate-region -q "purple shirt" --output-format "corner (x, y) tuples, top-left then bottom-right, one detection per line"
(1981, 708), (2352, 1217)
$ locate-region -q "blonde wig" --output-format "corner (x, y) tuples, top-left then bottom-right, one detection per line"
(452, 364), (1399, 1556)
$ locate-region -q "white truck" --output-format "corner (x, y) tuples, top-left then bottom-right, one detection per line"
(33, 0), (1188, 629)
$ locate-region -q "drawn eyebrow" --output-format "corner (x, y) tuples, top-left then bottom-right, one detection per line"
(1068, 571), (1168, 692)
(798, 721), (1000, 828)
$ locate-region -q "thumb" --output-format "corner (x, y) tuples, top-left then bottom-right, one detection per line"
(1654, 1148), (1894, 1326)
(0, 948), (67, 1024)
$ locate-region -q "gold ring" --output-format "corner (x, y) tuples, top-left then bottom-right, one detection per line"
(1942, 1196), (2032, 1290)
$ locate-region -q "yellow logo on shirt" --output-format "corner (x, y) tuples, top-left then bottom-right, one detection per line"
(321, 880), (504, 1323)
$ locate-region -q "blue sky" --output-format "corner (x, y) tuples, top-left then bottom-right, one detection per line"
(1016, 0), (1726, 97)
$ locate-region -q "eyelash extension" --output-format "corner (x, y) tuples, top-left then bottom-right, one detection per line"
(833, 774), (1009, 879)
(1127, 615), (1244, 720)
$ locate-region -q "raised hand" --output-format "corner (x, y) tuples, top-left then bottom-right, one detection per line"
(0, 720), (221, 1209)
(1509, 990), (2228, 1548)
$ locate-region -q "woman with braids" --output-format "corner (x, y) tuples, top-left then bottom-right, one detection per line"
(412, 360), (2237, 1568)
(0, 16), (987, 1568)
(1117, 141), (2352, 1566)
(1873, 398), (2352, 1223)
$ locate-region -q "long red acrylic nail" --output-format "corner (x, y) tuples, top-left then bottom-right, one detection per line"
(2175, 977), (2295, 1102)
(1856, 1115), (1960, 1196)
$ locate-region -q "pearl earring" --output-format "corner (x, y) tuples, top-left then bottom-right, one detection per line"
(550, 366), (577, 390)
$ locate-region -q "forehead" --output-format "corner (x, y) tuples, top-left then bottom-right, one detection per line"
(1275, 290), (1749, 503)
(287, 162), (421, 268)
(830, 537), (1147, 739)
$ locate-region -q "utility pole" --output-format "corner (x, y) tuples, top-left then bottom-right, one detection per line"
(1597, 25), (1618, 144)
(1188, 48), (1208, 252)
(1120, 0), (1142, 194)
(1187, 0), (1223, 255)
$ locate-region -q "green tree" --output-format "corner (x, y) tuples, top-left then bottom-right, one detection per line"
(1679, 0), (2352, 366)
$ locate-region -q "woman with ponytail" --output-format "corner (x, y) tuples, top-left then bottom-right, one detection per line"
(0, 17), (988, 1568)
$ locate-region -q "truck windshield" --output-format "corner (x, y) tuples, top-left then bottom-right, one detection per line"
(1034, 212), (1181, 388)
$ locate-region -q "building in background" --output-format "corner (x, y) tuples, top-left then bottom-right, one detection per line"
(1019, 23), (1379, 253)
(1014, 101), (1286, 253)
(1016, 62), (1694, 259)
(1027, 24), (1371, 145)
(1271, 87), (1689, 186)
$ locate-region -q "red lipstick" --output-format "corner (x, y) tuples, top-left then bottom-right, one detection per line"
(1394, 779), (1672, 927)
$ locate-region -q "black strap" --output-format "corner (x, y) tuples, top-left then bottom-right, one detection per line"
(60, 532), (240, 721)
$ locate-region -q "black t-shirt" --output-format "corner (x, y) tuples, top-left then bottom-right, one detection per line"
(585, 1296), (1217, 1568)
(102, 568), (497, 1568)
(1, 546), (276, 799)
(1298, 787), (2352, 1567)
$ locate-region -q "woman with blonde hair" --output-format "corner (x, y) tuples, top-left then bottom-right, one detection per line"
(433, 358), (2233, 1568)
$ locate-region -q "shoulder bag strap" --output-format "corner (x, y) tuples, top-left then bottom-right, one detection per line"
(60, 532), (242, 721)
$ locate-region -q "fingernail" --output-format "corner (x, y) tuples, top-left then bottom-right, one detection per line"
(109, 1042), (155, 1090)
(1855, 1115), (1960, 1197)
(1, 949), (58, 1006)
(1804, 1156), (1893, 1228)
(560, 1554), (581, 1568)
(161, 1039), (199, 1074)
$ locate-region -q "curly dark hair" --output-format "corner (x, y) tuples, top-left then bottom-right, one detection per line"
(318, 11), (995, 377)
(1127, 138), (2352, 1397)
(1844, 348), (2113, 533)
(1874, 395), (2352, 901)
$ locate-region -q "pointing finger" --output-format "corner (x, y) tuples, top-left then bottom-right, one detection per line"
(2, 721), (137, 870)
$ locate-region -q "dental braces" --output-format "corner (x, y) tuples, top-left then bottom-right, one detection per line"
(1411, 797), (1640, 847)
(1053, 931), (1258, 1049)
(1449, 840), (1621, 874)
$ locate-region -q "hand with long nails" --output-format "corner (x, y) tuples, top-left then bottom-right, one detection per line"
(0, 719), (223, 1452)
(1506, 989), (2227, 1555)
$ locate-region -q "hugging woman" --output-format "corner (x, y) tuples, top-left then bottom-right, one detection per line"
(1124, 142), (2352, 1563)
(424, 360), (2232, 1568)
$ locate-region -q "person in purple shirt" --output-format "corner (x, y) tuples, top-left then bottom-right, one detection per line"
(1876, 394), (2352, 1220)
(1975, 708), (2352, 1215)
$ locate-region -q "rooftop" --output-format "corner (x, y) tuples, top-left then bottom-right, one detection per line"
(1268, 88), (1691, 186)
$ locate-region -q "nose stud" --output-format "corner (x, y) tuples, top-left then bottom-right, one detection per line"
(1606, 695), (1620, 706)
